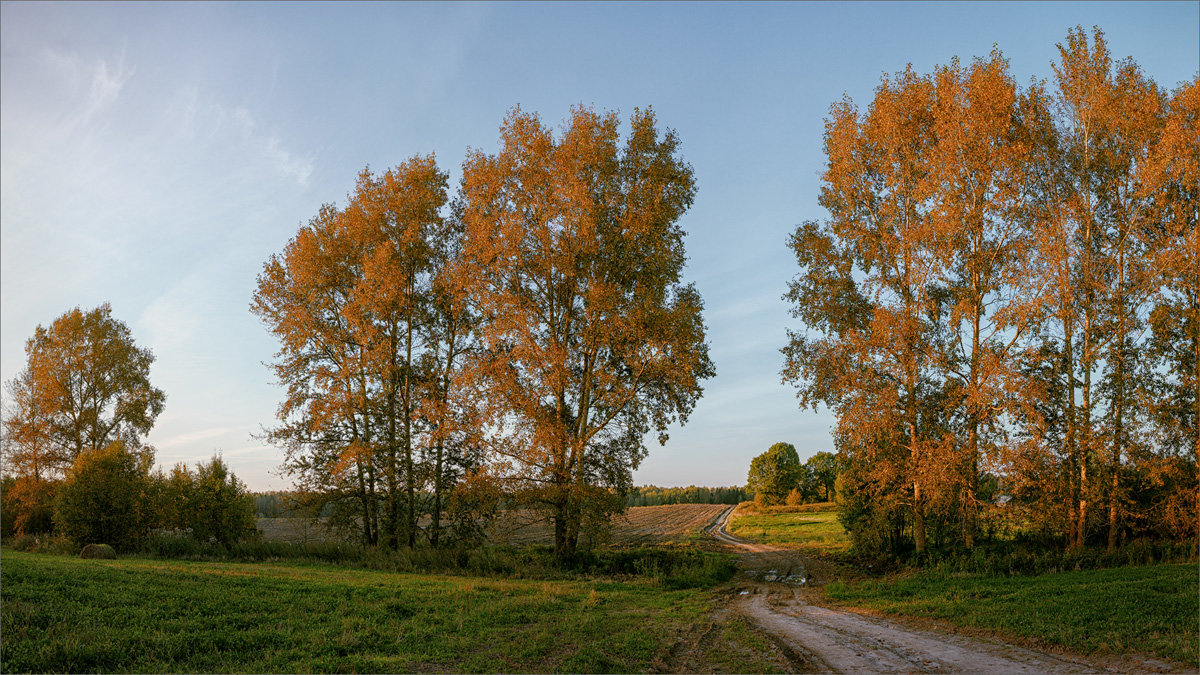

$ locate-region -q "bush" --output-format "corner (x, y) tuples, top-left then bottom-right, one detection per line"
(1, 475), (57, 537)
(10, 533), (79, 556)
(161, 456), (257, 546)
(54, 441), (155, 551)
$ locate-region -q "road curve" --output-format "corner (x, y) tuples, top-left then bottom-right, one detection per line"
(706, 504), (1178, 674)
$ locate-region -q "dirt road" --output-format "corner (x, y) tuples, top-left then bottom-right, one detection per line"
(706, 505), (1184, 674)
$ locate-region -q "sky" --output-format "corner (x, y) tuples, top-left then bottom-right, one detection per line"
(2, 1), (1197, 492)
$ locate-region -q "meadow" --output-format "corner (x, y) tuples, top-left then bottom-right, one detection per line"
(0, 550), (787, 674)
(826, 563), (1199, 666)
(725, 502), (851, 556)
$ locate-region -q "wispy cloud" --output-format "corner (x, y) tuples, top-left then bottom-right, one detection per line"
(154, 425), (246, 450)
(56, 48), (134, 136)
(225, 106), (314, 187)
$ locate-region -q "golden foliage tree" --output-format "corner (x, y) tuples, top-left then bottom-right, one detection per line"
(787, 66), (948, 553)
(458, 106), (714, 560)
(2, 304), (165, 480)
(1141, 78), (1199, 541)
(786, 27), (1194, 556)
(252, 157), (456, 548)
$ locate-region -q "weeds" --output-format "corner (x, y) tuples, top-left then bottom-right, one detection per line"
(131, 532), (737, 588)
(7, 534), (78, 556)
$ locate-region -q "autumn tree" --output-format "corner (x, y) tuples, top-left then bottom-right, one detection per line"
(458, 106), (714, 560)
(2, 304), (165, 479)
(924, 50), (1048, 547)
(344, 158), (448, 548)
(253, 157), (454, 549)
(788, 27), (1192, 557)
(785, 66), (950, 553)
(253, 201), (381, 545)
(746, 442), (803, 505)
(1024, 27), (1170, 548)
(1141, 77), (1199, 541)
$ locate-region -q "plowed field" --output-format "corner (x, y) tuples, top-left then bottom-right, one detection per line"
(259, 504), (731, 547)
(489, 503), (730, 546)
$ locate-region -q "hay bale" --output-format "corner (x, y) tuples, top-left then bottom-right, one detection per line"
(79, 543), (117, 559)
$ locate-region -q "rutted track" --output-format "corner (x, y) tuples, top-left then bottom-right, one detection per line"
(708, 505), (1181, 674)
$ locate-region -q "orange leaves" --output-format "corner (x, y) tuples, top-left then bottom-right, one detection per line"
(456, 105), (710, 556)
(3, 304), (164, 481)
(790, 26), (1195, 554)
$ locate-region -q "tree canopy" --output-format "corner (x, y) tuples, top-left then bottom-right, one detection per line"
(784, 26), (1198, 555)
(747, 442), (802, 505)
(3, 304), (165, 480)
(252, 106), (713, 560)
(457, 106), (714, 559)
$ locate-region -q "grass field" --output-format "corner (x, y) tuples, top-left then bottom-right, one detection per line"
(825, 563), (1199, 666)
(0, 550), (777, 673)
(726, 502), (851, 556)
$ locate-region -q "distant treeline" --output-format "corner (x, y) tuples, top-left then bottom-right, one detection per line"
(251, 491), (323, 518)
(624, 486), (750, 507)
(252, 487), (750, 515)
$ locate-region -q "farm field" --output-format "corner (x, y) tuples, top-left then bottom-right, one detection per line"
(0, 549), (791, 674)
(725, 502), (850, 556)
(257, 503), (731, 547)
(493, 503), (730, 547)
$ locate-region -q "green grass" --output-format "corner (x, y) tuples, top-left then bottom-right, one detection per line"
(1, 550), (739, 673)
(825, 563), (1199, 666)
(727, 503), (851, 555)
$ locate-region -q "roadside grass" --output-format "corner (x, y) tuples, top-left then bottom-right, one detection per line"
(0, 549), (752, 673)
(825, 563), (1199, 667)
(727, 502), (851, 556)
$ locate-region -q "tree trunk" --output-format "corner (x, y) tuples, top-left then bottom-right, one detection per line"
(1063, 321), (1080, 549)
(404, 300), (416, 550)
(431, 439), (443, 549)
(1107, 337), (1125, 552)
(386, 329), (400, 550)
(964, 289), (982, 549)
(1077, 332), (1092, 549)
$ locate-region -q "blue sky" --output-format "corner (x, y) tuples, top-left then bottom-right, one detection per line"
(2, 1), (1196, 491)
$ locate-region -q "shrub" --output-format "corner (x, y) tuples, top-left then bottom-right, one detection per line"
(10, 533), (79, 555)
(54, 441), (155, 551)
(160, 455), (258, 546)
(1, 475), (57, 537)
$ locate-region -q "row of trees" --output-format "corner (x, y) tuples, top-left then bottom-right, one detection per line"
(2, 305), (256, 549)
(784, 27), (1197, 555)
(745, 443), (845, 505)
(624, 485), (750, 507)
(252, 106), (714, 560)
